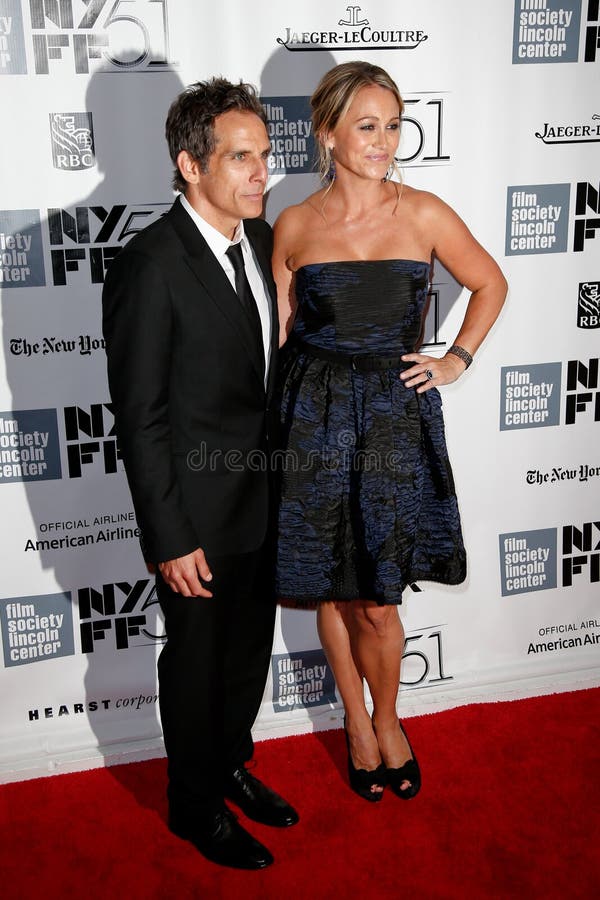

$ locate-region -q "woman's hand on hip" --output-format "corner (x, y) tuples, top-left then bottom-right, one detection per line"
(400, 352), (467, 394)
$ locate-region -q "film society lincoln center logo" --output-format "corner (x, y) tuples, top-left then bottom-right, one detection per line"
(262, 96), (315, 176)
(507, 180), (600, 254)
(500, 362), (561, 430)
(500, 358), (600, 428)
(0, 592), (74, 667)
(0, 408), (62, 483)
(499, 522), (599, 597)
(513, 0), (600, 63)
(0, 208), (45, 287)
(271, 649), (336, 712)
(505, 184), (570, 256)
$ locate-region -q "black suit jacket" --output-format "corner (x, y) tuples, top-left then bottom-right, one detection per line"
(102, 196), (279, 563)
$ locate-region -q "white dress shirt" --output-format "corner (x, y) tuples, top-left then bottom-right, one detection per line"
(179, 194), (272, 384)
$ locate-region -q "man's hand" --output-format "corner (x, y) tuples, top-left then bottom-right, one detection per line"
(158, 548), (213, 597)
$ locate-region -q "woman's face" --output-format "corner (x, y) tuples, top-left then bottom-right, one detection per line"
(327, 84), (401, 182)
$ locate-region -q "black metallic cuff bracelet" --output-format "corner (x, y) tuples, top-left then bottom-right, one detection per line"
(446, 345), (473, 369)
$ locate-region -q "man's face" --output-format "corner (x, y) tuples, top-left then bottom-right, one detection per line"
(186, 110), (271, 237)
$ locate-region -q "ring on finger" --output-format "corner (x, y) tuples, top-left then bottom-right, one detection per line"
(425, 369), (434, 381)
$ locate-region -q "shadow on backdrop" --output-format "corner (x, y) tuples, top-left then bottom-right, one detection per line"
(1, 61), (184, 815)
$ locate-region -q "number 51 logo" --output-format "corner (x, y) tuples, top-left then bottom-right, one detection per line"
(401, 625), (453, 688)
(30, 0), (174, 75)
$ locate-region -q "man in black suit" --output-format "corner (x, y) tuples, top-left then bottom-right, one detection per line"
(102, 79), (297, 870)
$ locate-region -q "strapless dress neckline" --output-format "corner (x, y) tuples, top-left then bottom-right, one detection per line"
(296, 258), (431, 274)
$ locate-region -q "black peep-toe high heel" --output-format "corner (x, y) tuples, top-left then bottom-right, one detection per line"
(385, 719), (421, 800)
(343, 718), (387, 802)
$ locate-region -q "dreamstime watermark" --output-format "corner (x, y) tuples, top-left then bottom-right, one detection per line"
(186, 431), (408, 474)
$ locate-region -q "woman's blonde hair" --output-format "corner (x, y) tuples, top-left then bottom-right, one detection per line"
(311, 61), (404, 182)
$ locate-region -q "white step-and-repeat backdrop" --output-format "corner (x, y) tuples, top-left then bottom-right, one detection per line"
(1, 0), (598, 782)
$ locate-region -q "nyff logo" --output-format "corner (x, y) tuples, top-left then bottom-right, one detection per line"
(565, 358), (600, 423)
(563, 521), (600, 585)
(584, 0), (600, 60)
(29, 0), (174, 74)
(63, 403), (122, 478)
(47, 203), (169, 285)
(574, 180), (600, 251)
(50, 112), (95, 170)
(78, 579), (163, 652)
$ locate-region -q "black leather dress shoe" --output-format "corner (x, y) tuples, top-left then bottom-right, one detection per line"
(225, 767), (299, 828)
(169, 808), (274, 870)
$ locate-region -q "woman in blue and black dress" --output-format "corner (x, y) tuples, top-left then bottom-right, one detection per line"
(273, 62), (507, 801)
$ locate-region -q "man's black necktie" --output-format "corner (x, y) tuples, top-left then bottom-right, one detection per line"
(225, 243), (264, 355)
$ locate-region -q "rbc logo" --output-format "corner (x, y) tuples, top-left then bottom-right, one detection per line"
(578, 281), (600, 329)
(49, 113), (95, 170)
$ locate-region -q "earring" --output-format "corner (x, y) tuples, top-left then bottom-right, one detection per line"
(383, 157), (399, 183)
(327, 146), (336, 182)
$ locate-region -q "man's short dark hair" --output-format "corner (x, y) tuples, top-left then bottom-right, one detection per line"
(165, 77), (268, 193)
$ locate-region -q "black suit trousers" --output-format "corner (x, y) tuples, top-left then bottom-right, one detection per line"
(156, 546), (276, 822)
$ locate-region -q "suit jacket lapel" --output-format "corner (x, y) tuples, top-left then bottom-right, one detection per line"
(169, 199), (266, 386)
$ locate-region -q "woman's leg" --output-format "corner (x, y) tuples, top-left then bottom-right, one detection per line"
(348, 602), (415, 787)
(317, 602), (383, 790)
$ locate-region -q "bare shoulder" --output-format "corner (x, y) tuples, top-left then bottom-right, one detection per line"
(401, 184), (455, 220)
(402, 186), (471, 247)
(274, 190), (327, 232)
(400, 185), (506, 292)
(273, 189), (330, 268)
(272, 204), (306, 263)
(273, 202), (304, 236)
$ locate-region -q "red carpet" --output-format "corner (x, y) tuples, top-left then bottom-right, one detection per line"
(2, 688), (599, 899)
